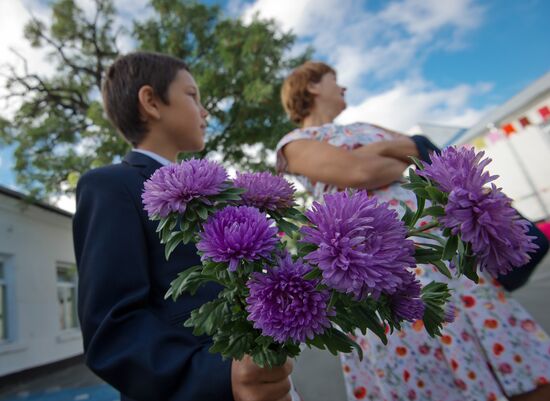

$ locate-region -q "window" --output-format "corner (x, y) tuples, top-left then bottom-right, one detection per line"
(0, 261), (7, 341)
(56, 263), (79, 331)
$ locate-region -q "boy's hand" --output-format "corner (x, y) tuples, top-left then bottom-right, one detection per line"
(231, 355), (293, 401)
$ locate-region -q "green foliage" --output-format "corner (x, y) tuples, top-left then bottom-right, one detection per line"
(421, 281), (452, 337)
(1, 0), (310, 200)
(134, 0), (311, 170)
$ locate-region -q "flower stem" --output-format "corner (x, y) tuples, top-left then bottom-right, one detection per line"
(407, 221), (439, 237)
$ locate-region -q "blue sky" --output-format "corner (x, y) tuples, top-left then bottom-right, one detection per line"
(0, 0), (549, 196)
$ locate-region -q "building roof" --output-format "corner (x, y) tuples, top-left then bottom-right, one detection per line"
(0, 185), (73, 219)
(411, 122), (467, 148)
(455, 70), (550, 144)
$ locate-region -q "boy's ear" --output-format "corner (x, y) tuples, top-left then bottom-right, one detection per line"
(138, 85), (161, 121)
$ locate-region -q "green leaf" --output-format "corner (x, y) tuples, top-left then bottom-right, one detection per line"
(251, 347), (287, 369)
(303, 267), (322, 280)
(165, 265), (203, 300)
(411, 195), (426, 226)
(421, 281), (452, 337)
(318, 328), (363, 360)
(277, 219), (299, 236)
(202, 261), (226, 276)
(425, 186), (447, 204)
(422, 206), (445, 217)
(408, 167), (425, 183)
(400, 201), (415, 227)
(410, 187), (430, 199)
(408, 232), (446, 244)
(181, 229), (195, 244)
(442, 235), (459, 260)
(462, 255), (479, 283)
(353, 305), (387, 344)
(409, 156), (425, 170)
(284, 207), (309, 223)
(196, 206), (209, 220)
(184, 299), (228, 336)
(179, 219), (191, 232)
(431, 260), (452, 279)
(224, 334), (253, 361)
(414, 246), (443, 264)
(297, 242), (318, 255)
(156, 217), (173, 233)
(222, 187), (247, 196)
(209, 334), (230, 355)
(164, 233), (183, 260)
(305, 333), (327, 350)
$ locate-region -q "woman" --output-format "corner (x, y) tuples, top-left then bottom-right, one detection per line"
(276, 61), (550, 401)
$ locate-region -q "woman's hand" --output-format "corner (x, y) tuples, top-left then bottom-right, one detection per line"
(357, 137), (419, 164)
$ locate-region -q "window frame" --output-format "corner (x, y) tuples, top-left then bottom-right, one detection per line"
(55, 261), (79, 332)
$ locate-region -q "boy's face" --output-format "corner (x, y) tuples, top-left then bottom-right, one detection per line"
(157, 69), (208, 152)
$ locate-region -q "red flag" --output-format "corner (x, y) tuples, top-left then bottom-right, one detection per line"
(519, 116), (531, 127)
(539, 106), (550, 121)
(502, 123), (516, 136)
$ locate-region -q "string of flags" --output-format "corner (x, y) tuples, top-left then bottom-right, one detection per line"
(470, 104), (550, 149)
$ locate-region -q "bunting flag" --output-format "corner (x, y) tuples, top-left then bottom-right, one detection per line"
(519, 116), (531, 127)
(502, 123), (516, 136)
(487, 129), (504, 144)
(471, 136), (487, 149)
(462, 103), (549, 148)
(539, 105), (550, 121)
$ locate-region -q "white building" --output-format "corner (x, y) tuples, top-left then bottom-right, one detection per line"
(411, 71), (550, 222)
(456, 71), (550, 222)
(0, 185), (82, 377)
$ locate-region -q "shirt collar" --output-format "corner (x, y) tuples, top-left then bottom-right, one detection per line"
(133, 149), (173, 166)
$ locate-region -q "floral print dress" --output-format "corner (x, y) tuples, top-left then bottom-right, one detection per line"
(276, 122), (550, 401)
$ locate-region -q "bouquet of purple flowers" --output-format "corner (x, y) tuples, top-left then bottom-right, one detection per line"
(141, 147), (536, 368)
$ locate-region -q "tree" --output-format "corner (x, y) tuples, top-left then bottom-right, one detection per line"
(0, 0), (310, 199)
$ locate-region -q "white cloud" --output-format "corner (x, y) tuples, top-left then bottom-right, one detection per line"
(239, 0), (489, 130)
(0, 0), (54, 117)
(338, 78), (494, 132)
(0, 0), (146, 118)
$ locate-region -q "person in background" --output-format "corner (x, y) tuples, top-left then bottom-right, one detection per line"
(276, 60), (550, 401)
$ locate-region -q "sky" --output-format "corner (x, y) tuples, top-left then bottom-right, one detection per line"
(0, 0), (549, 210)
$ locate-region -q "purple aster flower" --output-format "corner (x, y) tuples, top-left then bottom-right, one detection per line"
(444, 302), (456, 324)
(419, 146), (498, 194)
(233, 172), (296, 211)
(419, 146), (537, 277)
(196, 206), (278, 271)
(142, 158), (227, 218)
(389, 271), (425, 322)
(443, 187), (537, 277)
(246, 253), (333, 343)
(300, 191), (416, 297)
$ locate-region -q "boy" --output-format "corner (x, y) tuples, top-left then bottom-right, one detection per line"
(73, 52), (293, 401)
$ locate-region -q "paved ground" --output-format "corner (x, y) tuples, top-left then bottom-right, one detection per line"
(0, 363), (118, 401)
(1, 255), (549, 401)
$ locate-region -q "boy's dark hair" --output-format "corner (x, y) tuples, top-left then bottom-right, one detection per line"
(102, 52), (189, 146)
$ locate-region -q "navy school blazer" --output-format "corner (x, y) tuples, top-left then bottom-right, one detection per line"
(73, 151), (233, 401)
